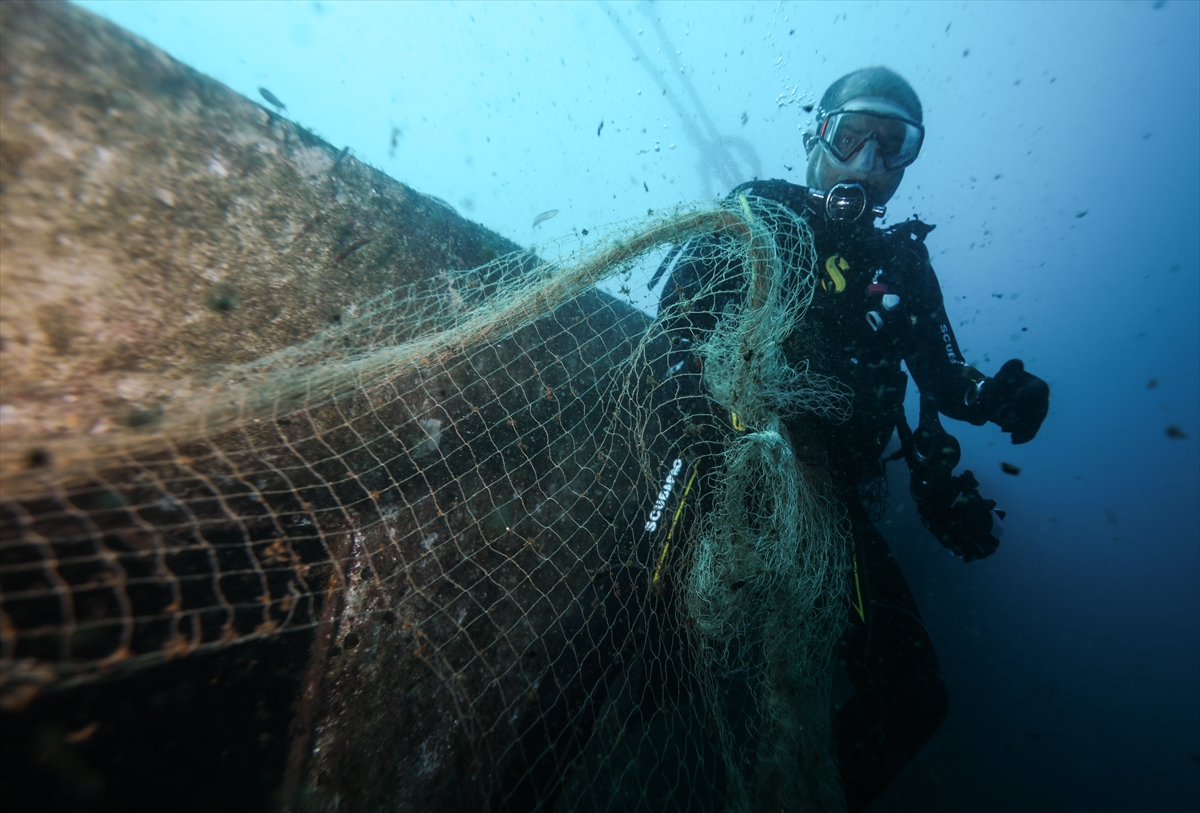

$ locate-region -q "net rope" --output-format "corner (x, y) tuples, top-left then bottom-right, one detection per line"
(1, 195), (851, 812)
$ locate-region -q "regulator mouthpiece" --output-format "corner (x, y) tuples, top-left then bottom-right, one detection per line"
(810, 183), (886, 222)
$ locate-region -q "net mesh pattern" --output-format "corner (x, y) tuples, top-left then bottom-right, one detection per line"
(1, 196), (853, 812)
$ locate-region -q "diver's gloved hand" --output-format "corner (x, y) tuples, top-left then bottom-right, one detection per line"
(984, 359), (1049, 444)
(915, 470), (1004, 562)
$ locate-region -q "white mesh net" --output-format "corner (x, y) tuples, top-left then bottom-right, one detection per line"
(2, 195), (852, 812)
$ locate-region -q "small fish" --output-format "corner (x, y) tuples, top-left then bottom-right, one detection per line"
(1000, 462), (1021, 476)
(597, 120), (604, 136)
(1148, 378), (1159, 389)
(258, 87), (286, 110)
(741, 112), (748, 126)
(643, 181), (649, 192)
(532, 209), (559, 228)
(1075, 210), (1088, 219)
(1166, 425), (1188, 439)
(332, 145), (350, 169)
(335, 238), (370, 263)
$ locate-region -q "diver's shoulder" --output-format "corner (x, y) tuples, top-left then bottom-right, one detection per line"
(883, 216), (937, 245)
(882, 217), (939, 274)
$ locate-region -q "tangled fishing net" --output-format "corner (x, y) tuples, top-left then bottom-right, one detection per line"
(1, 195), (852, 812)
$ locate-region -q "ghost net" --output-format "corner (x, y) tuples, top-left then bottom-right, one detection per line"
(1, 195), (852, 813)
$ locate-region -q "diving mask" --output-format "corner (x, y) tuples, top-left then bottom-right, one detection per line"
(818, 108), (924, 171)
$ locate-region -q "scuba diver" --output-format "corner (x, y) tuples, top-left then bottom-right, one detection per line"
(645, 66), (1051, 812)
(495, 67), (1049, 813)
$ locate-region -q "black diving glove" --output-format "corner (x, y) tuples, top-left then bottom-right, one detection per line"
(984, 359), (1049, 444)
(914, 470), (1005, 562)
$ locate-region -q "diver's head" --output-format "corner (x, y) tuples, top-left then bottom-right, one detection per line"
(804, 67), (924, 219)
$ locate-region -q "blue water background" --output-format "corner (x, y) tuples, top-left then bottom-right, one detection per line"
(73, 2), (1200, 811)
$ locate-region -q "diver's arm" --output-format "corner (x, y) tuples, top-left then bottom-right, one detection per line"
(906, 251), (1049, 443)
(904, 249), (989, 425)
(652, 238), (736, 421)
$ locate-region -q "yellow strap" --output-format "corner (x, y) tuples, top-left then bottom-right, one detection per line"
(652, 463), (699, 586)
(850, 545), (865, 622)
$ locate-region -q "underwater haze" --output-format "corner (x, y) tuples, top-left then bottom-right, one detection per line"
(72, 1), (1200, 811)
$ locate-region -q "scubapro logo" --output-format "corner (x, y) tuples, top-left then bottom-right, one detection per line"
(940, 324), (959, 364)
(644, 458), (684, 533)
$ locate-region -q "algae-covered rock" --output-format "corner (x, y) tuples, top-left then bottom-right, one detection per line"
(0, 0), (514, 488)
(0, 4), (663, 812)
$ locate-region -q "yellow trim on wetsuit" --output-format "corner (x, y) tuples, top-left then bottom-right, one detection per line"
(730, 193), (756, 436)
(737, 192), (753, 221)
(652, 463), (699, 587)
(850, 544), (866, 623)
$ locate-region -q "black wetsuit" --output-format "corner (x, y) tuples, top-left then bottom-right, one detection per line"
(654, 179), (989, 812)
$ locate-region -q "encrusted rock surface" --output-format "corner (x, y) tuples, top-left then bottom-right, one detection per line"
(1, 0), (514, 489)
(1, 4), (654, 811)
